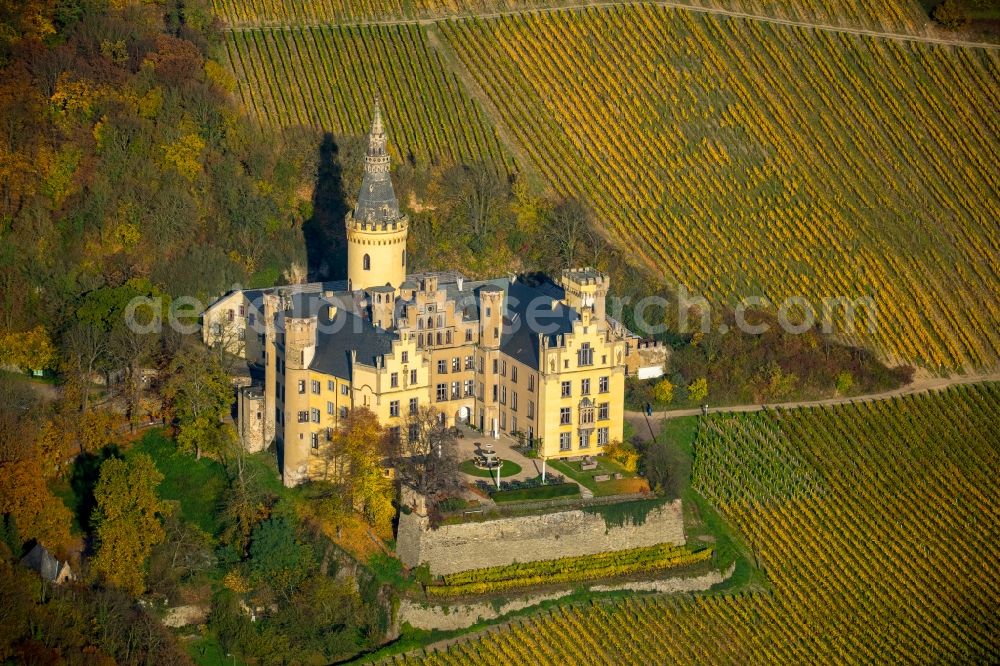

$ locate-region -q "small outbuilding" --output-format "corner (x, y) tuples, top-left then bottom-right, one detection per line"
(20, 543), (74, 584)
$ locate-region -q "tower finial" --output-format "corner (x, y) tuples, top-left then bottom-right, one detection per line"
(370, 94), (383, 139)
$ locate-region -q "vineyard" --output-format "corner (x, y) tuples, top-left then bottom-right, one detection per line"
(441, 7), (1000, 370)
(210, 0), (928, 33)
(384, 383), (1000, 663)
(223, 24), (510, 171)
(426, 543), (712, 596)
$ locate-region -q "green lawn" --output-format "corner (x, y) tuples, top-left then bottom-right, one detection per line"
(549, 456), (647, 497)
(459, 459), (522, 478)
(130, 429), (229, 535)
(492, 483), (579, 503)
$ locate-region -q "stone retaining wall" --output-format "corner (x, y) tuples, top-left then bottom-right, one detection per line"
(396, 499), (685, 576)
(398, 564), (731, 631)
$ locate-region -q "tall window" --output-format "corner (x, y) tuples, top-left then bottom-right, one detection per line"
(578, 343), (594, 366)
(597, 427), (609, 446)
(410, 369), (418, 384)
(559, 432), (572, 450)
(390, 373), (399, 388)
(580, 401), (595, 425)
(409, 397), (419, 414)
(560, 407), (571, 425)
(599, 376), (609, 393)
(561, 381), (572, 398)
(598, 402), (609, 420)
(363, 254), (371, 270)
(390, 401), (400, 417)
(437, 360), (447, 374)
(581, 378), (591, 395)
(436, 384), (447, 402)
(578, 429), (592, 449)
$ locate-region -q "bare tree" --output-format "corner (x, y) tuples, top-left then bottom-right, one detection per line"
(61, 322), (106, 414)
(543, 198), (590, 268)
(444, 162), (509, 249)
(109, 325), (156, 431)
(395, 407), (461, 496)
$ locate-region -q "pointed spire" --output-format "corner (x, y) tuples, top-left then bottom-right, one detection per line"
(353, 94), (400, 222)
(370, 94), (384, 138)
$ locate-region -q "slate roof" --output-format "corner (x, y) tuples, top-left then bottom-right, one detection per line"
(309, 306), (398, 380)
(500, 280), (577, 368)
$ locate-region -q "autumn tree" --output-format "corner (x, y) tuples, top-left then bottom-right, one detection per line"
(331, 409), (394, 534)
(90, 453), (169, 596)
(395, 407), (460, 496)
(162, 346), (235, 460)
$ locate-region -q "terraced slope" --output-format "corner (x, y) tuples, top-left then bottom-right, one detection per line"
(386, 382), (1000, 664)
(441, 6), (1000, 370)
(211, 0), (927, 33)
(224, 24), (510, 170)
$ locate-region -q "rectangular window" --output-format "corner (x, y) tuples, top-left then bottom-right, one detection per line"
(559, 432), (572, 451)
(492, 384), (498, 402)
(451, 381), (460, 399)
(390, 372), (399, 388)
(437, 360), (447, 374)
(527, 400), (535, 419)
(528, 375), (535, 392)
(311, 433), (319, 449)
(341, 384), (349, 396)
(560, 407), (571, 425)
(327, 380), (334, 391)
(500, 360), (507, 376)
(409, 397), (419, 414)
(401, 351), (409, 363)
(298, 380), (306, 394)
(477, 382), (484, 400)
(598, 402), (609, 420)
(464, 379), (474, 397)
(511, 416), (517, 433)
(339, 406), (348, 419)
(578, 343), (594, 367)
(310, 408), (320, 423)
(581, 407), (595, 425)
(452, 357), (460, 372)
(390, 401), (400, 417)
(597, 427), (609, 446)
(465, 355), (474, 370)
(492, 358), (498, 374)
(410, 369), (418, 384)
(581, 378), (591, 395)
(511, 392), (518, 411)
(511, 366), (518, 383)
(408, 424), (420, 442)
(465, 328), (472, 342)
(500, 386), (507, 405)
(388, 426), (400, 443)
(437, 384), (447, 402)
(297, 411), (309, 423)
(579, 429), (592, 449)
(561, 381), (571, 398)
(599, 376), (609, 393)
(311, 380), (320, 394)
(478, 357), (484, 373)
(327, 401), (334, 415)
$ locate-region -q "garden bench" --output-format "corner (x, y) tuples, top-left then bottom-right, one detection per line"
(594, 474), (611, 482)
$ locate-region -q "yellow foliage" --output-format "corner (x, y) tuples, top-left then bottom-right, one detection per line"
(138, 86), (163, 119)
(223, 569), (251, 594)
(0, 325), (57, 371)
(161, 133), (205, 182)
(205, 59), (236, 93)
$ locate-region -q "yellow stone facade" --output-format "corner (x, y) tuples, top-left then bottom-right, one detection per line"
(206, 103), (631, 486)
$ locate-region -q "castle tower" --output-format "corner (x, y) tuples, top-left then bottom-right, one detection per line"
(346, 98), (409, 292)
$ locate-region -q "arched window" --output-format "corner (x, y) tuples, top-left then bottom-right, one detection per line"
(446, 331), (452, 344)
(402, 249), (406, 267)
(363, 254), (371, 270)
(426, 317), (433, 329)
(418, 333), (424, 347)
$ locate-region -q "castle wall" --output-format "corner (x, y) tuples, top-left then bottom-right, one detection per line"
(396, 500), (684, 576)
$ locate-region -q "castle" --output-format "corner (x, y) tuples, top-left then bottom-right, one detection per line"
(205, 101), (662, 486)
